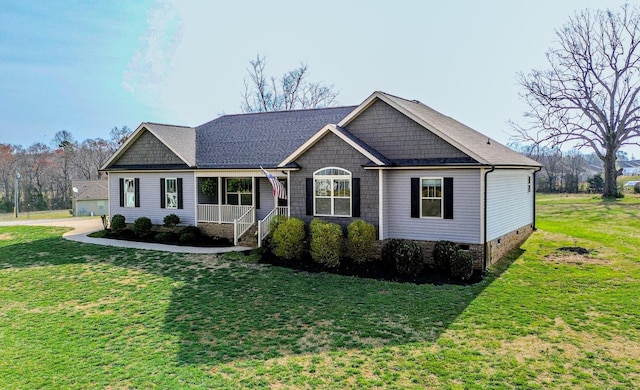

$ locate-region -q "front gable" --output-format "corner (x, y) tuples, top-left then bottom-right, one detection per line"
(287, 129), (381, 231)
(343, 98), (470, 161)
(107, 130), (189, 169)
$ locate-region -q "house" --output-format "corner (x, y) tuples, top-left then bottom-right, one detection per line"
(100, 91), (542, 268)
(619, 160), (640, 176)
(71, 180), (108, 216)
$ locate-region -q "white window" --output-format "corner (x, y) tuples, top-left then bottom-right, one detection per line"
(528, 175), (532, 193)
(421, 177), (442, 218)
(226, 178), (252, 205)
(314, 167), (351, 217)
(166, 178), (178, 209)
(124, 178), (136, 207)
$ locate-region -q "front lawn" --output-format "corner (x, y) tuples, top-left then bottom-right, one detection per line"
(0, 196), (638, 388)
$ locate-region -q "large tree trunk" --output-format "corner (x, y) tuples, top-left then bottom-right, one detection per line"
(602, 151), (618, 198)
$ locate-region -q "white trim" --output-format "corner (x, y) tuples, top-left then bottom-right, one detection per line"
(100, 123), (146, 170)
(101, 123), (195, 170)
(193, 171), (198, 227)
(123, 177), (136, 208)
(337, 91), (490, 165)
(165, 177), (178, 209)
(337, 92), (381, 128)
(195, 169), (288, 178)
(278, 124), (386, 167)
(419, 176), (444, 219)
(378, 169), (384, 239)
(313, 167), (352, 217)
(225, 177), (253, 206)
(479, 168), (486, 245)
(287, 171), (291, 217)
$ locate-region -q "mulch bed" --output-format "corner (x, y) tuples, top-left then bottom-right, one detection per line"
(98, 229), (232, 248)
(258, 249), (484, 285)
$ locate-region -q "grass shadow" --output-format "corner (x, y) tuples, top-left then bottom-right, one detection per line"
(0, 226), (526, 367)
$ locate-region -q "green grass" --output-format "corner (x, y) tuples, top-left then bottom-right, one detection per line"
(1, 197), (639, 388)
(0, 209), (75, 221)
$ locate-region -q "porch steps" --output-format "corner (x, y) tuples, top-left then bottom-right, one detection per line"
(237, 224), (259, 248)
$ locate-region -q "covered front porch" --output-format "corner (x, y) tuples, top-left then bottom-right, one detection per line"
(195, 170), (289, 246)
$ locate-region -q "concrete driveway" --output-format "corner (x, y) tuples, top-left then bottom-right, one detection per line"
(0, 217), (249, 254)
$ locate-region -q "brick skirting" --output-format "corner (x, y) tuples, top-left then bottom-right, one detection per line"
(485, 224), (534, 268)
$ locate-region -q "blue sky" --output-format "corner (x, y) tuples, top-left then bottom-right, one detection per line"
(0, 0), (632, 155)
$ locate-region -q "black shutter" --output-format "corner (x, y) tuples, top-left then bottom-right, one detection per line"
(119, 178), (124, 207)
(410, 178), (420, 218)
(352, 178), (360, 217)
(160, 178), (166, 208)
(444, 177), (453, 219)
(306, 178), (313, 215)
(177, 178), (183, 209)
(254, 178), (260, 209)
(134, 178), (140, 207)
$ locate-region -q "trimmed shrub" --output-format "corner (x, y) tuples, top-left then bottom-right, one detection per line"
(347, 219), (376, 263)
(634, 183), (640, 194)
(450, 249), (474, 281)
(394, 240), (424, 277)
(179, 226), (202, 244)
(272, 217), (306, 260)
(310, 219), (343, 268)
(432, 240), (458, 273)
(269, 215), (289, 234)
(111, 214), (126, 234)
(180, 225), (202, 237)
(133, 216), (153, 237)
(381, 239), (403, 265)
(163, 213), (181, 228)
(179, 232), (198, 244)
(155, 231), (178, 243)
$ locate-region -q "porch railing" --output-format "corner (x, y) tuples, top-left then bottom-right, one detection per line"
(234, 207), (255, 246)
(257, 206), (289, 247)
(197, 204), (253, 223)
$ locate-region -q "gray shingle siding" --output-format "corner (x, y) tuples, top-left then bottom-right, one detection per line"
(345, 99), (469, 161)
(115, 131), (187, 167)
(290, 132), (379, 232)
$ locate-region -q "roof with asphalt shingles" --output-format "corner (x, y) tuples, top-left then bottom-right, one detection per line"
(195, 106), (357, 168)
(71, 180), (108, 200)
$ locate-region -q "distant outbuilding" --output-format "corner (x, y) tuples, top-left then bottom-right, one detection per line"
(72, 180), (108, 216)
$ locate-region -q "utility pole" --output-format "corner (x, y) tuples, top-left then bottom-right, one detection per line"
(14, 172), (20, 218)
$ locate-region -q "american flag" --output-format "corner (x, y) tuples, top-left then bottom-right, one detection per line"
(261, 167), (287, 200)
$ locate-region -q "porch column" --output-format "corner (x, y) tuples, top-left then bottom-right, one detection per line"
(287, 170), (291, 217)
(218, 177), (222, 222)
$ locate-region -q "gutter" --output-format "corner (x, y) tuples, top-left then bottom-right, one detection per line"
(483, 165), (495, 270)
(532, 166), (543, 230)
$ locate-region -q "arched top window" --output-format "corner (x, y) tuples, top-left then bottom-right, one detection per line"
(314, 167), (351, 177)
(313, 167), (351, 217)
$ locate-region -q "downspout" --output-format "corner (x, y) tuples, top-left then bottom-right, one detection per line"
(532, 166), (543, 230)
(483, 165), (495, 270)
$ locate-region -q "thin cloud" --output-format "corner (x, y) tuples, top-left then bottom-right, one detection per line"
(122, 0), (183, 101)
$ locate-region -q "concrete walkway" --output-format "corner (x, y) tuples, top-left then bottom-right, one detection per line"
(0, 217), (252, 254)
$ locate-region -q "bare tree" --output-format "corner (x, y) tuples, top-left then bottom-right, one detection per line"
(512, 5), (640, 198)
(72, 138), (112, 179)
(241, 54), (338, 113)
(109, 126), (132, 151)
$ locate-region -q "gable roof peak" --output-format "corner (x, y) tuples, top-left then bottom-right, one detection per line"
(340, 90), (541, 168)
